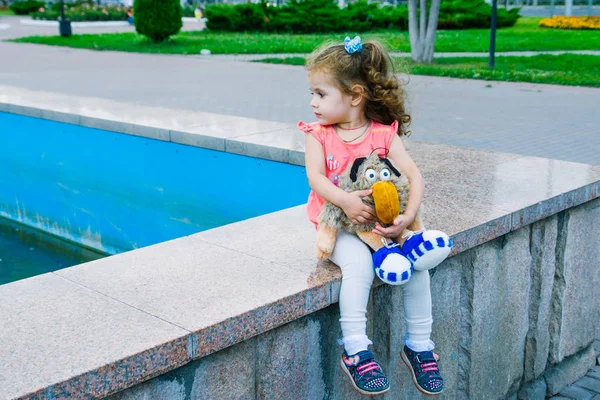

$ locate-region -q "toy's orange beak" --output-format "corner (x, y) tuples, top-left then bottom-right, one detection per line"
(372, 181), (400, 225)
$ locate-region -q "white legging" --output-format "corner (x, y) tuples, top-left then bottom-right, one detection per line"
(330, 231), (435, 355)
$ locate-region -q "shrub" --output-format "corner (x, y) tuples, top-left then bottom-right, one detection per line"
(205, 4), (241, 31)
(438, 0), (519, 29)
(182, 4), (195, 18)
(134, 0), (182, 43)
(539, 16), (600, 30)
(31, 4), (128, 22)
(204, 0), (518, 33)
(9, 0), (45, 15)
(369, 3), (409, 30)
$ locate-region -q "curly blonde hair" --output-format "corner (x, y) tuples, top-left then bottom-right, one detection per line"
(306, 39), (411, 137)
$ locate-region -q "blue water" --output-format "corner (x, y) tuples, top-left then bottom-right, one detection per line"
(0, 112), (310, 283)
(0, 216), (105, 285)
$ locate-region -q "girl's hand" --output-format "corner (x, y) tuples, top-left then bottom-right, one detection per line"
(372, 214), (413, 239)
(341, 189), (376, 225)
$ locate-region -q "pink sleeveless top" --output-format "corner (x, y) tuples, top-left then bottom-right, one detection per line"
(298, 120), (399, 228)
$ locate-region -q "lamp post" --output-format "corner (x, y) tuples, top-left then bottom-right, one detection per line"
(59, 0), (72, 37)
(489, 0), (497, 70)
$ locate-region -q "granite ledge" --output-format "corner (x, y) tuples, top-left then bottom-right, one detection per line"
(2, 85), (600, 398)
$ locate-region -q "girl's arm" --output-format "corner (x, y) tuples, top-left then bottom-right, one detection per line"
(371, 135), (424, 237)
(305, 135), (375, 224)
(387, 135), (424, 221)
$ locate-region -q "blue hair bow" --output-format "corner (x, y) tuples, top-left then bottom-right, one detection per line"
(344, 36), (362, 54)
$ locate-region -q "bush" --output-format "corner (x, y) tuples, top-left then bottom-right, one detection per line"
(438, 0), (519, 29)
(31, 4), (128, 22)
(265, 0), (344, 33)
(9, 0), (45, 15)
(182, 5), (195, 18)
(134, 0), (182, 43)
(204, 0), (518, 33)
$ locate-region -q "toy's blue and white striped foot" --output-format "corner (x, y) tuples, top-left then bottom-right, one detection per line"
(402, 230), (452, 271)
(373, 242), (413, 286)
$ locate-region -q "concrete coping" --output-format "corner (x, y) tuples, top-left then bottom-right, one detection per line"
(1, 85), (600, 399)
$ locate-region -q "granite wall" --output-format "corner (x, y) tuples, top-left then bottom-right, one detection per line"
(107, 199), (600, 400)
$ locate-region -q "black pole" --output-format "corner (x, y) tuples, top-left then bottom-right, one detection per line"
(489, 0), (497, 70)
(59, 0), (72, 37)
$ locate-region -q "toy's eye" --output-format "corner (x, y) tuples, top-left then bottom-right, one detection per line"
(380, 169), (391, 181)
(365, 169), (377, 183)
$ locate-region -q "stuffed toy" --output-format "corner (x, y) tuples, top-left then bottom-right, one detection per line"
(316, 153), (452, 286)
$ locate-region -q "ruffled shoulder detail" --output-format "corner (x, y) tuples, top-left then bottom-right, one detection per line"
(298, 121), (327, 144)
(370, 120), (398, 134)
(369, 120), (399, 150)
(297, 121), (322, 134)
(390, 120), (399, 135)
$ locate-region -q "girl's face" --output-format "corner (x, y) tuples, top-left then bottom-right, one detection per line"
(308, 70), (353, 126)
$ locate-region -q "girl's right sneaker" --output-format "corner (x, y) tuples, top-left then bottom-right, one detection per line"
(340, 350), (390, 396)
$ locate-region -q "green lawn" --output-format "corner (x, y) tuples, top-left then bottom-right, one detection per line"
(0, 9), (15, 16)
(257, 54), (600, 87)
(10, 18), (600, 54)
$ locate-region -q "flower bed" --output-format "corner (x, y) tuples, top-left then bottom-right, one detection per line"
(31, 4), (127, 22)
(539, 16), (600, 30)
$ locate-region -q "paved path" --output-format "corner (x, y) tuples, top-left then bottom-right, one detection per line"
(0, 15), (205, 40)
(518, 5), (600, 17)
(205, 49), (600, 62)
(1, 41), (598, 166)
(549, 340), (600, 400)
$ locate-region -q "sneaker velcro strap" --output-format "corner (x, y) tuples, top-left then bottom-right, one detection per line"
(356, 350), (375, 363)
(416, 352), (436, 364)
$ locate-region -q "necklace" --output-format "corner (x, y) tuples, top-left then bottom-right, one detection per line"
(335, 120), (369, 131)
(336, 121), (371, 143)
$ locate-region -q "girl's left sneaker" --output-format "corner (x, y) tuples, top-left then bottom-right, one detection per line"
(401, 345), (444, 396)
(340, 350), (390, 396)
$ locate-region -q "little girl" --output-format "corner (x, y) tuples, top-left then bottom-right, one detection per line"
(299, 37), (444, 396)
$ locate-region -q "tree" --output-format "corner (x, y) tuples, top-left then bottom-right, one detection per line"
(565, 0), (573, 16)
(134, 0), (183, 43)
(407, 0), (441, 64)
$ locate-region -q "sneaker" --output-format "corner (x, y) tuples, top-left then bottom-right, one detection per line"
(340, 350), (390, 396)
(401, 345), (444, 396)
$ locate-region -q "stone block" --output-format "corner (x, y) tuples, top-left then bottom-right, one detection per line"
(468, 228), (531, 398)
(549, 201), (600, 364)
(545, 345), (597, 396)
(575, 377), (600, 394)
(108, 380), (186, 400)
(110, 338), (256, 400)
(524, 216), (558, 382)
(255, 313), (326, 399)
(190, 339), (256, 400)
(518, 379), (547, 400)
(588, 366), (600, 380)
(308, 305), (365, 400)
(429, 256), (462, 400)
(558, 385), (594, 400)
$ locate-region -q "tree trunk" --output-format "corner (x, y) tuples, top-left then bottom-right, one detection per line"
(408, 0), (441, 63)
(565, 0), (573, 16)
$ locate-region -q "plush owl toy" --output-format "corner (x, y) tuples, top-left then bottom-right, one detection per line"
(316, 153), (452, 286)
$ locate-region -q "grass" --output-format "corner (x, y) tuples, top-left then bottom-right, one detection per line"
(10, 18), (600, 54)
(0, 9), (15, 16)
(257, 54), (600, 87)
